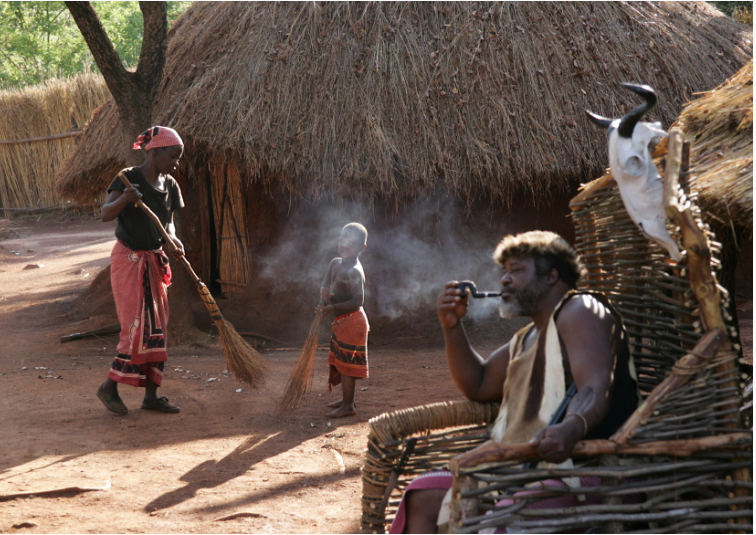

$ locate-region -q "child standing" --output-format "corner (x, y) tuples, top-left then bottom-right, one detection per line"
(319, 223), (370, 418)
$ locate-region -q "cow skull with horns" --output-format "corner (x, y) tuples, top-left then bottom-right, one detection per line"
(586, 83), (682, 261)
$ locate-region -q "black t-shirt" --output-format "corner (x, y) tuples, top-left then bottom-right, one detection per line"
(108, 167), (184, 251)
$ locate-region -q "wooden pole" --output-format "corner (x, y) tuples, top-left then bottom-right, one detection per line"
(663, 130), (751, 508)
(450, 433), (752, 472)
(0, 130), (83, 145)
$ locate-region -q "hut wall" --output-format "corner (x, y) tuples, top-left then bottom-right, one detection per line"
(214, 184), (578, 344)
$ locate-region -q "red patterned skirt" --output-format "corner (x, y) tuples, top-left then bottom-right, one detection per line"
(108, 240), (172, 388)
(327, 308), (369, 390)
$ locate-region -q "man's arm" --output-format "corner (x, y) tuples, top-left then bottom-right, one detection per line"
(438, 281), (511, 402)
(530, 294), (616, 462)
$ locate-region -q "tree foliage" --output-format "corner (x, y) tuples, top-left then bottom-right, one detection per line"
(0, 1), (190, 90)
(708, 1), (753, 17)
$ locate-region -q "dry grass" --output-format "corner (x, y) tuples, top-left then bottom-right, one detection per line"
(57, 2), (752, 207)
(217, 318), (269, 388)
(674, 60), (753, 236)
(0, 74), (109, 209)
(733, 6), (753, 26)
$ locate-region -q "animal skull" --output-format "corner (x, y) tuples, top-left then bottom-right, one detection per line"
(586, 84), (682, 261)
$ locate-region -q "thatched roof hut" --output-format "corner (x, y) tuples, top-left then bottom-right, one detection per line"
(676, 59), (753, 237)
(0, 74), (108, 210)
(675, 59), (753, 307)
(58, 2), (751, 204)
(56, 2), (752, 339)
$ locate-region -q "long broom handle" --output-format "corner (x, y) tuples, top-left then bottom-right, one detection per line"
(116, 171), (201, 284)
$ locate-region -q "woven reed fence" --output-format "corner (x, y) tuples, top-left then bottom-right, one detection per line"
(0, 74), (109, 212)
(209, 155), (250, 297)
(361, 400), (499, 533)
(571, 177), (744, 441)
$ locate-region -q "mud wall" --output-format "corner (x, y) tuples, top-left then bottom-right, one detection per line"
(211, 183), (579, 344)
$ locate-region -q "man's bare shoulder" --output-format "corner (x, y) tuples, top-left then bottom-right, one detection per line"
(557, 293), (615, 333)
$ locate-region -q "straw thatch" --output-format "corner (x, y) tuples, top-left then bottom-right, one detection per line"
(674, 60), (753, 237)
(56, 2), (752, 207)
(0, 74), (109, 210)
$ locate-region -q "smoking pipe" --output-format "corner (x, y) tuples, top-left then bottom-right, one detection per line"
(457, 280), (502, 298)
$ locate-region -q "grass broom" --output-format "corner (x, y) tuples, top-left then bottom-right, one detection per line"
(275, 310), (324, 414)
(116, 171), (268, 387)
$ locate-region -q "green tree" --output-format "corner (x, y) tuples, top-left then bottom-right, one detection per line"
(0, 1), (190, 90)
(708, 1), (753, 17)
(65, 0), (169, 162)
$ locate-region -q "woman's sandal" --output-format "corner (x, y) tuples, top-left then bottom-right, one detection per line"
(141, 396), (180, 413)
(97, 385), (128, 415)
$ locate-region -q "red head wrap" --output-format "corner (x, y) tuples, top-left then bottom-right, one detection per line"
(132, 126), (184, 151)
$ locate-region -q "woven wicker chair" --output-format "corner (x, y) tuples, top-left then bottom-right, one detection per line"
(359, 131), (752, 534)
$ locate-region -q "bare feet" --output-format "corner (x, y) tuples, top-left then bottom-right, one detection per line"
(326, 399), (357, 409)
(328, 404), (357, 418)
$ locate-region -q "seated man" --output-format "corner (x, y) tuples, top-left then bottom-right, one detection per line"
(391, 231), (639, 534)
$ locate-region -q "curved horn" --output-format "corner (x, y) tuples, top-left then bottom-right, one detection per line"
(617, 83), (657, 138)
(585, 110), (614, 129)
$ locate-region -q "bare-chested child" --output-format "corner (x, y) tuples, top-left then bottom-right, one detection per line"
(317, 223), (370, 418)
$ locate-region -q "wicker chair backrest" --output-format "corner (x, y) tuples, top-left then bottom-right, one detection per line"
(570, 175), (743, 443)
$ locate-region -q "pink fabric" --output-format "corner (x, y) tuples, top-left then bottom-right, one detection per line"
(388, 471), (452, 534)
(494, 477), (605, 510)
(110, 240), (171, 362)
(132, 126), (183, 151)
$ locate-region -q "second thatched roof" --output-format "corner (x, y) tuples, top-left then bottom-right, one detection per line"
(57, 1), (752, 206)
(675, 60), (753, 236)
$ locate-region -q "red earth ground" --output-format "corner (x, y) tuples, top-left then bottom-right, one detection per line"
(0, 214), (751, 534)
(0, 213), (517, 534)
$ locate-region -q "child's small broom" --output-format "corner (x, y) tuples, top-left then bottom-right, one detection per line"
(116, 171), (268, 387)
(276, 310), (324, 414)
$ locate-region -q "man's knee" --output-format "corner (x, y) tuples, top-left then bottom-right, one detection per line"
(405, 488), (448, 534)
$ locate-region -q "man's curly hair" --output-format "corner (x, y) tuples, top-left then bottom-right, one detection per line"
(493, 231), (585, 289)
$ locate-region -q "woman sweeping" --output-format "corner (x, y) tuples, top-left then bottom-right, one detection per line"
(96, 126), (185, 415)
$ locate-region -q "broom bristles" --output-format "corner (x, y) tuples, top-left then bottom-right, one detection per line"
(276, 313), (324, 414)
(216, 318), (268, 388)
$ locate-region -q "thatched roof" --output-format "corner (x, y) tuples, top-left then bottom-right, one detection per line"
(674, 60), (753, 236)
(57, 1), (752, 206)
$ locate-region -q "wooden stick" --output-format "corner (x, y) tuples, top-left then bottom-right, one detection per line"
(663, 130), (750, 506)
(450, 433), (752, 472)
(0, 204), (84, 214)
(60, 323), (121, 343)
(662, 129), (682, 211)
(0, 130), (83, 145)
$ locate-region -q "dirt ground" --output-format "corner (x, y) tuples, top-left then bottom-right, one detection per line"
(0, 214), (751, 535)
(0, 214), (512, 534)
